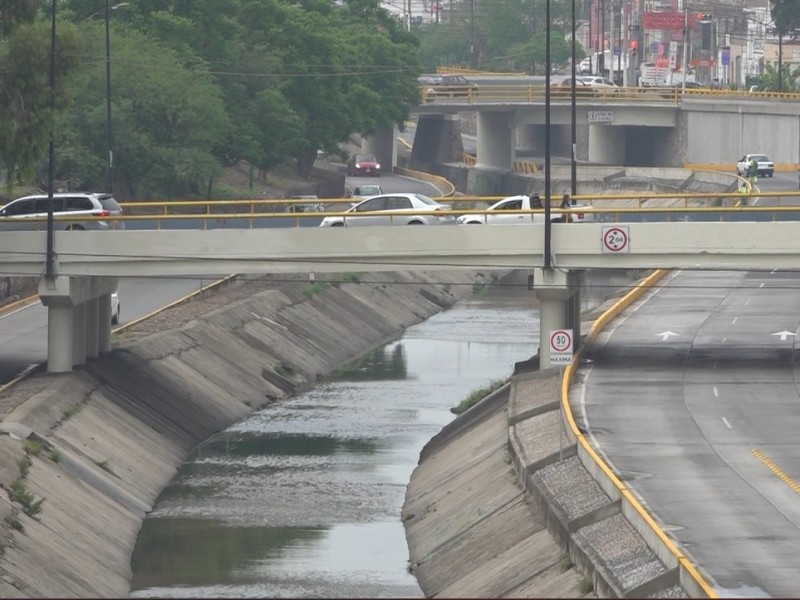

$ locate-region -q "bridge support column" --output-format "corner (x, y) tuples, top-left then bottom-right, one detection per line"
(410, 114), (464, 166)
(72, 302), (87, 366)
(47, 305), (74, 374)
(588, 125), (626, 165)
(476, 110), (515, 171)
(85, 297), (100, 359)
(98, 294), (112, 354)
(361, 127), (397, 172)
(39, 275), (118, 373)
(533, 268), (582, 368)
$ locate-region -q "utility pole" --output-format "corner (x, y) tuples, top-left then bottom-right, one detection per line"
(571, 0), (577, 198)
(599, 0), (605, 76)
(544, 0), (552, 268)
(105, 0), (114, 194)
(470, 0), (475, 68)
(681, 4), (688, 93)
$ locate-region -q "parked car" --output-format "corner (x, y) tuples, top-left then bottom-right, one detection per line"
(0, 192), (124, 231)
(578, 57), (592, 74)
(319, 193), (456, 227)
(736, 154), (774, 178)
(111, 291), (121, 325)
(347, 153), (381, 177)
(350, 184), (383, 199)
(422, 74), (479, 102)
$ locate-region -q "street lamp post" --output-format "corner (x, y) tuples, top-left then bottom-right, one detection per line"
(105, 0), (113, 194)
(104, 2), (129, 195)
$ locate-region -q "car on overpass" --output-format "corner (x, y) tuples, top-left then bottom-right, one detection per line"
(422, 74), (479, 102)
(319, 193), (456, 227)
(736, 154), (775, 178)
(0, 192), (124, 231)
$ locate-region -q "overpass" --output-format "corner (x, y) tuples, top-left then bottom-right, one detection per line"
(3, 195), (800, 373)
(359, 86), (800, 186)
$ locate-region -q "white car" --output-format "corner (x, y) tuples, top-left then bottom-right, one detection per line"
(111, 292), (121, 325)
(577, 76), (620, 93)
(319, 193), (456, 227)
(736, 154), (774, 178)
(350, 184), (383, 200)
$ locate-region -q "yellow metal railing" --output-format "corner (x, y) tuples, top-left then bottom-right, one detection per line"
(13, 190), (800, 230)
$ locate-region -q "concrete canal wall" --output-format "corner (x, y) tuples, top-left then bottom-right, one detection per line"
(0, 270), (496, 597)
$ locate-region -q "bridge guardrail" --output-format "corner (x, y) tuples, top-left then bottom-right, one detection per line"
(419, 84), (800, 105)
(11, 189), (800, 230)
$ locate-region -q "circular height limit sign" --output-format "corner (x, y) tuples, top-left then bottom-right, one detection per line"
(602, 225), (629, 253)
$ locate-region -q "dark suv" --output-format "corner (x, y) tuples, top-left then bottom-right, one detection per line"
(0, 192), (124, 230)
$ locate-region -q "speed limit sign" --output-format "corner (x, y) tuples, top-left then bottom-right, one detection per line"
(549, 329), (574, 366)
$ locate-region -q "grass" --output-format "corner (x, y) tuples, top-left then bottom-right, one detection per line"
(303, 282), (328, 299)
(450, 377), (508, 415)
(63, 403), (82, 419)
(17, 456), (30, 478)
(48, 449), (61, 463)
(24, 438), (44, 457)
(472, 282), (486, 294)
(559, 553), (574, 572)
(9, 479), (45, 518)
(578, 575), (593, 594)
(4, 513), (23, 532)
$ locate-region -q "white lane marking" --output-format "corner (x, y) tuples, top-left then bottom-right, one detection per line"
(713, 386), (719, 397)
(772, 330), (796, 341)
(0, 303), (37, 320)
(760, 282), (765, 288)
(722, 337), (727, 344)
(732, 317), (738, 325)
(722, 417), (733, 429)
(745, 299), (750, 306)
(657, 330), (679, 341)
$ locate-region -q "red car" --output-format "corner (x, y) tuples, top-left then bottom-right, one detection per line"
(347, 153), (381, 177)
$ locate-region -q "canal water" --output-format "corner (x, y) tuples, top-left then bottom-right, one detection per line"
(129, 272), (633, 598)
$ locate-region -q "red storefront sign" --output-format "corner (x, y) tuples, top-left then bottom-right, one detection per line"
(643, 11), (698, 31)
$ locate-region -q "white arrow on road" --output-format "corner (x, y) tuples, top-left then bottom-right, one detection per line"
(771, 330), (796, 341)
(656, 331), (679, 341)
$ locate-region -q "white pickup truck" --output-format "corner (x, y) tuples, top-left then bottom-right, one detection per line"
(456, 194), (595, 225)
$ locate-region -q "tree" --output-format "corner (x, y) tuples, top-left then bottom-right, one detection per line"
(55, 24), (228, 198)
(0, 10), (82, 186)
(771, 0), (800, 34)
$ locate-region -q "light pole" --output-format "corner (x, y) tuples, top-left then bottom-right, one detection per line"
(104, 2), (129, 195)
(47, 0), (57, 278)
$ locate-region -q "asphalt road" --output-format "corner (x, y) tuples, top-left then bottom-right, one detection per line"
(576, 170), (800, 597)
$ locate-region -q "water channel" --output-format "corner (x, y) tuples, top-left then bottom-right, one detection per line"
(129, 271), (634, 598)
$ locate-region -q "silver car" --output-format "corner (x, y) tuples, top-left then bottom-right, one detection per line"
(0, 192), (124, 231)
(319, 193), (456, 227)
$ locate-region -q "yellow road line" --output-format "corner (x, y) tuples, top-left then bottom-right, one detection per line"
(751, 449), (800, 494)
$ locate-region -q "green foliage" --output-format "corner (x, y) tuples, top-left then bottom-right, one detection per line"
(559, 553), (574, 572)
(578, 575), (594, 594)
(6, 0), (423, 195)
(24, 438), (44, 457)
(303, 281), (329, 298)
(17, 456), (31, 478)
(415, 0), (580, 73)
(772, 1), (800, 34)
(451, 377), (508, 414)
(9, 479), (45, 518)
(0, 19), (83, 185)
(48, 449), (61, 463)
(757, 63), (800, 92)
(63, 403), (81, 419)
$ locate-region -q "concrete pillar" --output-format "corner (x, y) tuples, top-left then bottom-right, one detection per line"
(588, 125), (626, 164)
(566, 270), (586, 347)
(85, 297), (100, 359)
(72, 302), (87, 367)
(361, 127), (397, 172)
(47, 305), (74, 374)
(410, 114), (464, 165)
(476, 111), (515, 171)
(533, 268), (579, 368)
(98, 294), (112, 353)
(39, 275), (118, 372)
